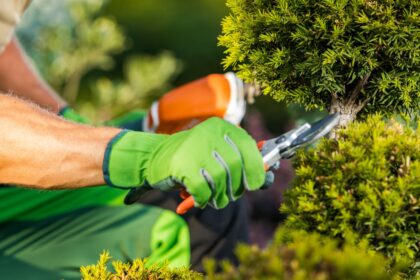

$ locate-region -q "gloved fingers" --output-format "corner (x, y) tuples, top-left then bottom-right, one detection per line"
(212, 140), (244, 201)
(226, 130), (265, 191)
(223, 134), (252, 191)
(199, 167), (229, 209)
(182, 171), (213, 208)
(148, 176), (179, 191)
(201, 147), (243, 209)
(177, 142), (244, 209)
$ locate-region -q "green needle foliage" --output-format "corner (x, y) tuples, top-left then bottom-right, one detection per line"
(220, 0), (420, 125)
(282, 115), (419, 276)
(80, 251), (202, 280)
(205, 228), (399, 280)
(82, 229), (401, 280)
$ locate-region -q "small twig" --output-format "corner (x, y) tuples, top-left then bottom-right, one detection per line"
(354, 97), (370, 113)
(347, 73), (371, 106)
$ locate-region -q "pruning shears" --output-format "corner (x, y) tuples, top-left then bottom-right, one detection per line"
(125, 113), (340, 214)
(258, 113), (340, 171)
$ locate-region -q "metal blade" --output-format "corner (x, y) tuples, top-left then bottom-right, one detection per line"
(291, 113), (340, 147)
(262, 123), (311, 168)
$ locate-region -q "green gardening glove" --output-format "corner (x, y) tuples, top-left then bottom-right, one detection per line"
(104, 117), (265, 209)
(59, 106), (146, 131)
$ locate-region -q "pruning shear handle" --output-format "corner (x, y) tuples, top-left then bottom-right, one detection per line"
(124, 183), (194, 214)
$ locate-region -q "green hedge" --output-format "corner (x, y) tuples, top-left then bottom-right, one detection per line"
(205, 228), (399, 280)
(81, 229), (401, 279)
(282, 115), (419, 276)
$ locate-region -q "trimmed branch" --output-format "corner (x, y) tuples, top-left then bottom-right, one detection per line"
(347, 73), (371, 107)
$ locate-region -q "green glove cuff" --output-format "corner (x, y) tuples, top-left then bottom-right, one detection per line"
(59, 107), (90, 124)
(105, 110), (147, 131)
(103, 130), (167, 188)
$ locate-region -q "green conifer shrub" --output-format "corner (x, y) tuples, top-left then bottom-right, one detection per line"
(220, 0), (420, 126)
(80, 251), (202, 280)
(281, 115), (419, 275)
(81, 229), (400, 279)
(205, 228), (399, 280)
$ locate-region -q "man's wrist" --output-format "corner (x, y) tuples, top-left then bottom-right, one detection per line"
(103, 130), (167, 188)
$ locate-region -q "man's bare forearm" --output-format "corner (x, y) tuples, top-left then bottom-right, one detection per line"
(0, 94), (120, 189)
(0, 38), (66, 113)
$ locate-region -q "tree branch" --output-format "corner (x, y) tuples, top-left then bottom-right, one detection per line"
(347, 73), (371, 106)
(354, 97), (370, 113)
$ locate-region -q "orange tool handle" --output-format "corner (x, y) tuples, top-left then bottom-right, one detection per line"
(176, 195), (195, 215)
(258, 140), (270, 171)
(175, 140), (269, 215)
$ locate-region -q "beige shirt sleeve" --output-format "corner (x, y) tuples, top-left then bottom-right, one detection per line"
(0, 0), (30, 52)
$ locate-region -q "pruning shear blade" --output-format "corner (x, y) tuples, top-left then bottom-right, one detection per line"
(292, 113), (340, 147)
(261, 113), (340, 170)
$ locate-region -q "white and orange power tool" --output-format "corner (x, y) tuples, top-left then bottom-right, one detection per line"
(142, 72), (247, 134)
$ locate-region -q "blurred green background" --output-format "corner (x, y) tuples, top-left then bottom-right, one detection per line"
(104, 0), (227, 84)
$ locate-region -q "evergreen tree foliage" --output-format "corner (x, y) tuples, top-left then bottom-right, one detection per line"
(205, 228), (399, 280)
(220, 0), (420, 125)
(282, 115), (419, 275)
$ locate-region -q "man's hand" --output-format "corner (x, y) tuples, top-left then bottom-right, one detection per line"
(104, 117), (266, 209)
(0, 93), (265, 210)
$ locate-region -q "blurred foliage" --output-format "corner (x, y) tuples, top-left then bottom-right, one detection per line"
(282, 115), (419, 277)
(103, 0), (228, 84)
(80, 251), (202, 280)
(82, 229), (402, 280)
(205, 228), (401, 280)
(18, 0), (125, 103)
(17, 0), (181, 122)
(220, 0), (420, 125)
(82, 52), (182, 122)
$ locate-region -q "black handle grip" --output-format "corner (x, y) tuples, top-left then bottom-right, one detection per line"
(124, 184), (153, 205)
